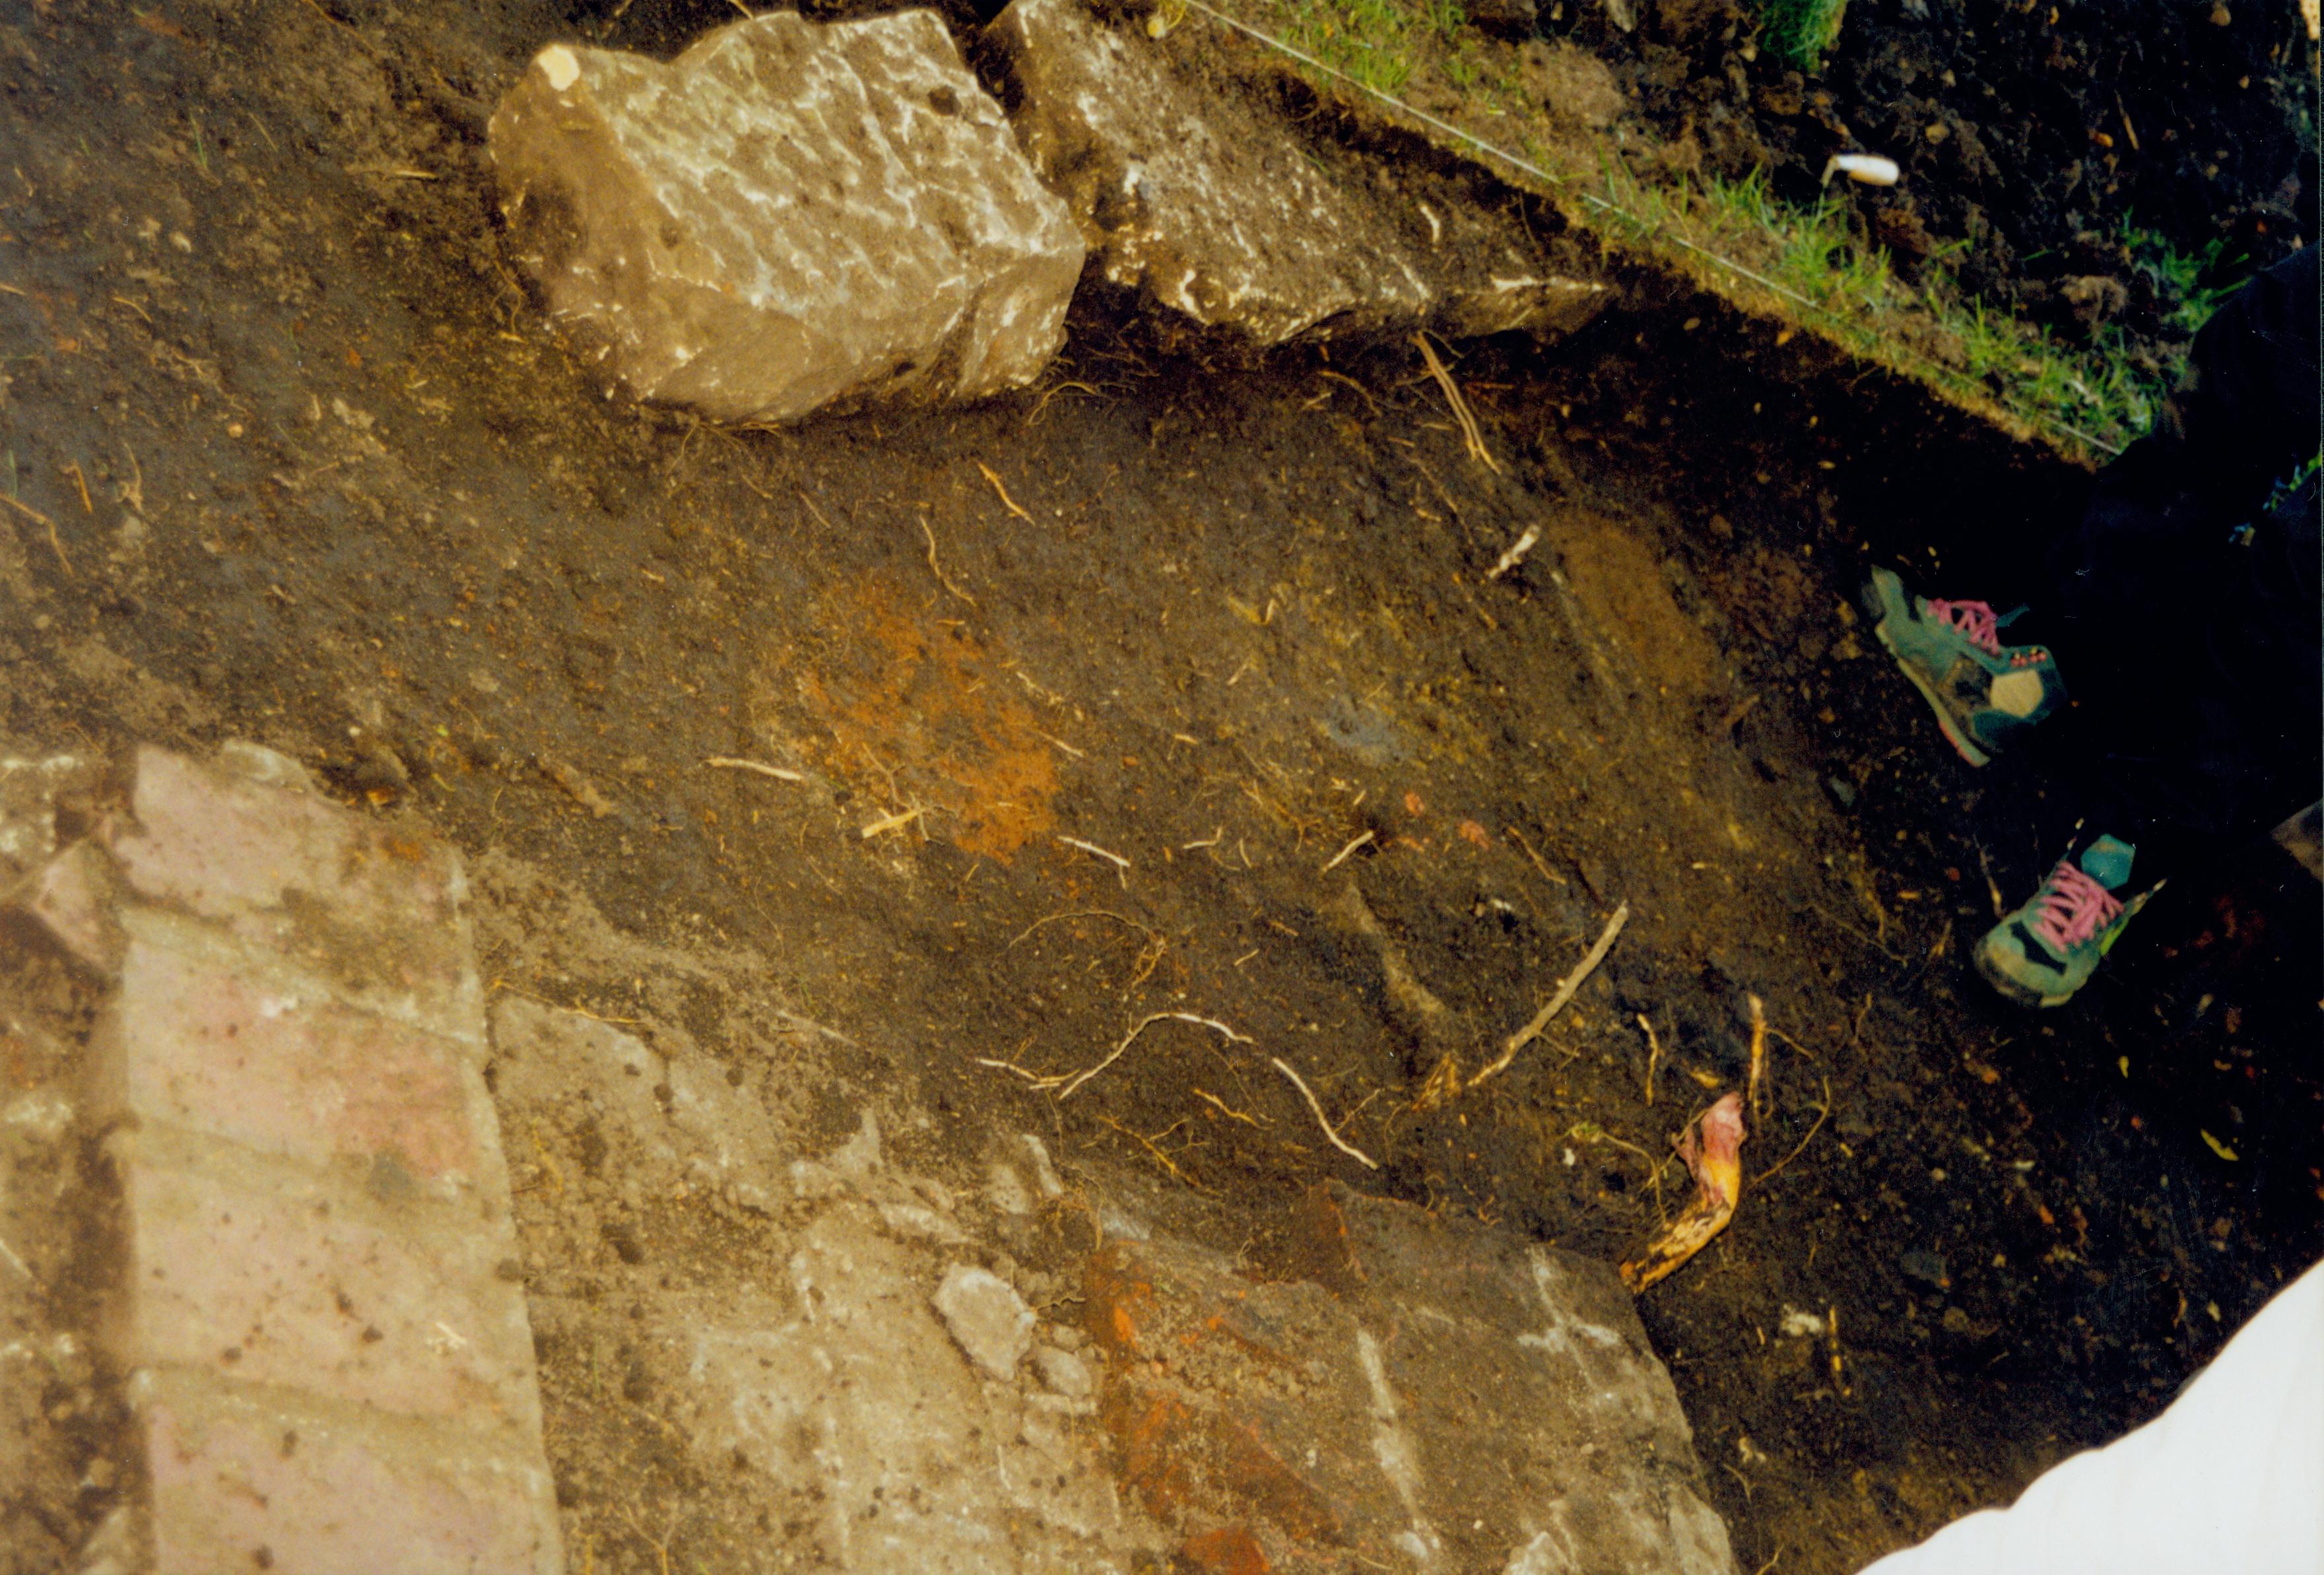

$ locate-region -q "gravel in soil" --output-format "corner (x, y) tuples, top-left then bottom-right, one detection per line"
(0, 0), (2316, 1571)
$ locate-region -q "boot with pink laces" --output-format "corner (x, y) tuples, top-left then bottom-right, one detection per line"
(1863, 566), (2067, 766)
(1974, 834), (2156, 1007)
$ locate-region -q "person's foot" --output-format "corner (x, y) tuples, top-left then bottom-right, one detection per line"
(1863, 567), (2065, 766)
(1975, 834), (2153, 1007)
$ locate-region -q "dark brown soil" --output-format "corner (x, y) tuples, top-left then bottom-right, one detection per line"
(1572, 0), (2317, 349)
(0, 1), (2316, 1572)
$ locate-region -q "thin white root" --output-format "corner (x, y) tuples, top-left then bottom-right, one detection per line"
(1271, 1057), (1379, 1170)
(1058, 836), (1131, 887)
(860, 805), (925, 840)
(1057, 1013), (1250, 1102)
(704, 756), (804, 782)
(1470, 902), (1631, 1088)
(1320, 829), (1375, 873)
(1487, 526), (1540, 581)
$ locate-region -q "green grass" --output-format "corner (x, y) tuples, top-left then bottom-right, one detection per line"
(2124, 220), (2247, 337)
(1271, 0), (1475, 95)
(1214, 0), (2181, 457)
(1756, 0), (1849, 72)
(1593, 162), (2168, 450)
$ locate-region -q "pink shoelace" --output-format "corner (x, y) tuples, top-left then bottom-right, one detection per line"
(2030, 859), (2125, 950)
(1925, 597), (2004, 655)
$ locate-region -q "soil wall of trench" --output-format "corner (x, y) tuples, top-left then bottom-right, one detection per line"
(0, 0), (2315, 1571)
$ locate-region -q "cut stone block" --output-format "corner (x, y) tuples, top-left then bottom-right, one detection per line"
(488, 12), (1086, 424)
(983, 0), (1607, 347)
(108, 747), (481, 1046)
(99, 933), (498, 1189)
(1079, 1183), (1738, 1574)
(139, 1370), (562, 1575)
(112, 1135), (538, 1430)
(58, 745), (564, 1574)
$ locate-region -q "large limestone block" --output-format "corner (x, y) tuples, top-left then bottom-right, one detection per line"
(983, 0), (1606, 347)
(489, 13), (1086, 424)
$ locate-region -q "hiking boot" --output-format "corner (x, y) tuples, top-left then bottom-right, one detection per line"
(1863, 567), (2065, 766)
(1975, 834), (2154, 1007)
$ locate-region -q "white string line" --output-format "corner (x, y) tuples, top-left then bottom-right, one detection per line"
(1176, 0), (2124, 457)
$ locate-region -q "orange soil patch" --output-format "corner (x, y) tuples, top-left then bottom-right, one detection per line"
(781, 576), (1059, 860)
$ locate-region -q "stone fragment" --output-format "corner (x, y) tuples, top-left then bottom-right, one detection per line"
(106, 747), (481, 1046)
(984, 0), (1605, 347)
(488, 13), (1085, 425)
(8, 838), (121, 975)
(933, 1263), (1036, 1379)
(112, 1137), (537, 1427)
(1032, 1343), (1094, 1398)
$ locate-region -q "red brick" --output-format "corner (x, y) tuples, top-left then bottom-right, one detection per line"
(116, 1142), (538, 1431)
(139, 1370), (562, 1575)
(108, 747), (479, 1040)
(102, 934), (493, 1186)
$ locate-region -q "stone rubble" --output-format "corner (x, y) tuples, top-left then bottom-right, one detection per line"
(933, 1262), (1040, 1379)
(983, 0), (1607, 347)
(488, 12), (1085, 424)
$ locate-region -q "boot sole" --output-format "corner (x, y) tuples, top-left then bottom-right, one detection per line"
(1870, 617), (1993, 769)
(1974, 942), (2075, 1008)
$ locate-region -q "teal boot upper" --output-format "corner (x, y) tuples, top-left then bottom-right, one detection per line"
(1865, 567), (2066, 766)
(1975, 835), (2150, 1008)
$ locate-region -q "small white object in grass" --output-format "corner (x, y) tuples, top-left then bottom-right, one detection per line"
(537, 44), (581, 92)
(1822, 153), (1901, 188)
(1779, 1306), (1826, 1338)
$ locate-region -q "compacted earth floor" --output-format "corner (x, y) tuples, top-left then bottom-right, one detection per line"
(0, 0), (2317, 1570)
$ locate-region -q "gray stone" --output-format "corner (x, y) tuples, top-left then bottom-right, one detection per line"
(983, 0), (1605, 347)
(1032, 1344), (1094, 1398)
(932, 1263), (1036, 1379)
(488, 13), (1085, 424)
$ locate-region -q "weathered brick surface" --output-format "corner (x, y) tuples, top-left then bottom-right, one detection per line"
(114, 1137), (538, 1426)
(108, 745), (482, 1044)
(1080, 1185), (1738, 1575)
(2, 745), (564, 1574)
(141, 1370), (562, 1575)
(101, 929), (497, 1188)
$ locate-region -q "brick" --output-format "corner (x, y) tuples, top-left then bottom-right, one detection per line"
(108, 747), (481, 1043)
(138, 1369), (562, 1575)
(100, 933), (496, 1188)
(114, 1137), (538, 1433)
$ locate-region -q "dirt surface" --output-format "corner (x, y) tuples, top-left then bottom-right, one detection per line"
(1, 0), (2317, 1572)
(1583, 0), (2317, 347)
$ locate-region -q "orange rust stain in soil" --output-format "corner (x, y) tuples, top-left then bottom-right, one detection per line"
(1179, 1527), (1272, 1575)
(786, 576), (1058, 859)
